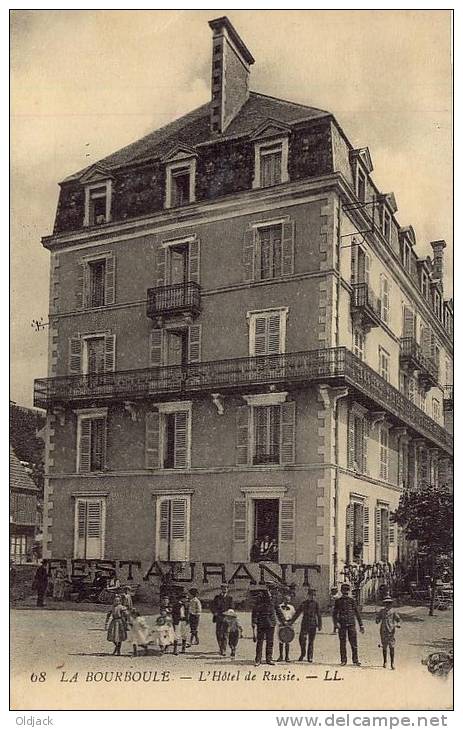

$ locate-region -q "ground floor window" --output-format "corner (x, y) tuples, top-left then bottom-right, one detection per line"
(74, 497), (106, 560)
(346, 499), (369, 564)
(233, 494), (295, 564)
(375, 502), (394, 562)
(156, 495), (191, 562)
(10, 534), (28, 564)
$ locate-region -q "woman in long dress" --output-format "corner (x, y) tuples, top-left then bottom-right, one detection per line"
(105, 595), (128, 656)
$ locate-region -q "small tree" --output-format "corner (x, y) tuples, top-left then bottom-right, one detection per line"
(392, 484), (453, 615)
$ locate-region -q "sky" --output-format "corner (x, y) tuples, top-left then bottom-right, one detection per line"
(10, 9), (452, 407)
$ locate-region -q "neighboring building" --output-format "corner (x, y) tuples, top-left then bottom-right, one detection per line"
(34, 17), (453, 597)
(10, 446), (40, 563)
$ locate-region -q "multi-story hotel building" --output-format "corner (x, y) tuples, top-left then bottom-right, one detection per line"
(35, 17), (453, 600)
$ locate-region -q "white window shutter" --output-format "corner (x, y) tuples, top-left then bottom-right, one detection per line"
(351, 237), (358, 285)
(243, 228), (256, 282)
(236, 406), (250, 466)
(362, 418), (368, 474)
(282, 220), (295, 276)
(86, 500), (103, 559)
(365, 253), (371, 286)
(389, 514), (395, 545)
(149, 329), (164, 367)
(170, 498), (189, 562)
(105, 256), (115, 305)
(156, 247), (167, 287)
(69, 337), (82, 374)
(347, 411), (355, 469)
(188, 239), (200, 284)
(280, 401), (296, 465)
(174, 411), (189, 469)
(346, 503), (354, 551)
(403, 306), (415, 338)
(363, 504), (370, 545)
(157, 499), (170, 561)
(145, 411), (160, 469)
(375, 507), (382, 552)
(104, 334), (116, 372)
(253, 316), (267, 356)
(232, 499), (248, 563)
(267, 314), (281, 354)
(76, 500), (87, 558)
(75, 261), (87, 310)
(188, 324), (202, 363)
(78, 419), (91, 473)
(279, 497), (296, 562)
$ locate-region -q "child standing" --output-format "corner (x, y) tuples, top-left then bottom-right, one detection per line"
(105, 595), (128, 656)
(129, 609), (150, 656)
(153, 608), (176, 654)
(172, 592), (190, 655)
(277, 592), (295, 662)
(188, 588), (202, 645)
(376, 595), (401, 670)
(222, 608), (243, 658)
(121, 585), (134, 613)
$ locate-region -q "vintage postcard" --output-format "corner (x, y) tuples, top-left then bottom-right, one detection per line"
(10, 9), (453, 712)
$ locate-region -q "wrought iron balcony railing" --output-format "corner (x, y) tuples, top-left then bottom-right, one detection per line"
(146, 281), (201, 319)
(399, 337), (439, 389)
(34, 347), (452, 454)
(351, 283), (382, 330)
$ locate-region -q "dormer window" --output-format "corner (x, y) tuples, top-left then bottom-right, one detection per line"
(83, 177), (112, 227)
(252, 128), (289, 190)
(401, 240), (411, 273)
(164, 149), (197, 209)
(421, 270), (429, 300)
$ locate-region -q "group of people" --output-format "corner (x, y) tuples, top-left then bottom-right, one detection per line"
(105, 587), (203, 657)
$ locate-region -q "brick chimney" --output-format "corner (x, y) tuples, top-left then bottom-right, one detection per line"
(430, 239), (446, 282)
(208, 17), (255, 135)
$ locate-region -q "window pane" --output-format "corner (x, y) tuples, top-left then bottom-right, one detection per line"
(90, 260), (106, 307)
(260, 151), (282, 188)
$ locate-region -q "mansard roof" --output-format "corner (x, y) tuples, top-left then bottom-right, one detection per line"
(61, 91), (330, 183)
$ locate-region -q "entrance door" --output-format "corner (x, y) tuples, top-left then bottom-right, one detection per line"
(254, 499), (279, 562)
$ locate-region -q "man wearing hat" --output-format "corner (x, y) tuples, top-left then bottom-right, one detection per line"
(211, 583), (233, 656)
(171, 590), (190, 655)
(251, 586), (286, 666)
(332, 583), (364, 666)
(375, 595), (401, 669)
(290, 588), (322, 662)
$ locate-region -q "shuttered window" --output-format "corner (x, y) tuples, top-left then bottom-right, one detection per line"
(402, 305), (416, 338)
(156, 496), (190, 562)
(380, 275), (390, 324)
(74, 498), (105, 559)
(375, 504), (390, 562)
(238, 401), (296, 467)
(243, 222), (294, 281)
(76, 255), (116, 310)
(69, 334), (116, 375)
(145, 407), (191, 470)
(250, 310), (285, 356)
(78, 415), (107, 473)
(260, 145), (282, 187)
(379, 425), (389, 480)
(347, 410), (367, 474)
(346, 500), (368, 564)
(353, 330), (365, 360)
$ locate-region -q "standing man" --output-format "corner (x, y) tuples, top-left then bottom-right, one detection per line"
(251, 586), (285, 667)
(32, 560), (49, 608)
(290, 588), (322, 662)
(211, 583), (233, 656)
(333, 583), (364, 666)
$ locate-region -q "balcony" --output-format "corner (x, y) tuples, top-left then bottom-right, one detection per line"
(34, 347), (452, 455)
(399, 337), (439, 391)
(351, 283), (382, 331)
(443, 385), (453, 411)
(146, 282), (201, 320)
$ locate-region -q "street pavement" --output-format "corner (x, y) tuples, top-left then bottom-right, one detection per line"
(10, 601), (453, 711)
